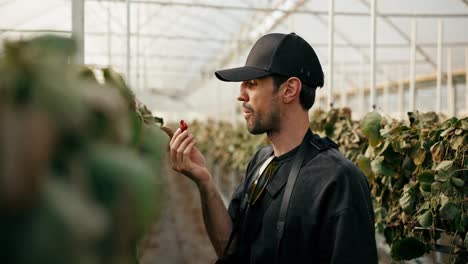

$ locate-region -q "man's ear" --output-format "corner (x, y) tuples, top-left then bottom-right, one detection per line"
(282, 77), (302, 104)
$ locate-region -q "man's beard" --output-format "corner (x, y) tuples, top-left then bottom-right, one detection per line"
(245, 98), (280, 135)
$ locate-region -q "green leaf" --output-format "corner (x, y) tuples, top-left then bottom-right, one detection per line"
(361, 112), (382, 147)
(412, 148), (426, 166)
(399, 185), (416, 214)
(325, 123), (334, 137)
(464, 233), (468, 248)
(392, 136), (412, 154)
(402, 156), (416, 178)
(417, 170), (434, 183)
(431, 182), (441, 195)
(371, 156), (398, 178)
(357, 155), (373, 179)
(450, 177), (464, 188)
(419, 182), (432, 193)
(434, 160), (454, 181)
(28, 35), (76, 59)
(456, 215), (467, 232)
(390, 237), (426, 261)
(86, 144), (159, 232)
(439, 201), (459, 221)
(441, 180), (456, 196)
(383, 226), (395, 245)
(417, 210), (433, 228)
(381, 143), (403, 167)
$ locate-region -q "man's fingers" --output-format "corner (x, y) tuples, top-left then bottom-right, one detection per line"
(170, 130), (188, 161)
(170, 129), (188, 169)
(176, 134), (193, 164)
(182, 140), (197, 166)
(169, 128), (181, 145)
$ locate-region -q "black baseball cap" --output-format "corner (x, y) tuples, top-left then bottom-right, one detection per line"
(215, 33), (323, 88)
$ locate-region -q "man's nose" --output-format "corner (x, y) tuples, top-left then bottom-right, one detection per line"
(237, 83), (248, 102)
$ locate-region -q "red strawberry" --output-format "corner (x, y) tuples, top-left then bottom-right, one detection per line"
(180, 120), (188, 132)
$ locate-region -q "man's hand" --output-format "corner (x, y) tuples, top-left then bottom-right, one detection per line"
(169, 128), (210, 185)
(168, 127), (233, 257)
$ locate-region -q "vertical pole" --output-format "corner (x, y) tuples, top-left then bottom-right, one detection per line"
(327, 0), (335, 110)
(126, 0), (131, 85)
(361, 60), (366, 117)
(136, 3), (140, 90)
(465, 47), (468, 115)
(409, 20), (417, 111)
(399, 67), (405, 119)
(72, 0), (85, 64)
(369, 0), (377, 111)
(436, 20), (443, 113)
(107, 1), (112, 66)
(447, 48), (455, 117)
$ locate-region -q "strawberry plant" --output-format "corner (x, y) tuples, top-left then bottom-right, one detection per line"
(0, 35), (168, 264)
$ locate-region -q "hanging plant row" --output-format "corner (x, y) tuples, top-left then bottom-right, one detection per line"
(0, 35), (168, 263)
(190, 108), (467, 263)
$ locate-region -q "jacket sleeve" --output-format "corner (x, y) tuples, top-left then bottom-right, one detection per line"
(318, 207), (378, 264)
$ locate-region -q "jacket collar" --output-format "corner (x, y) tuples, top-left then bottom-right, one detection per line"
(265, 129), (313, 197)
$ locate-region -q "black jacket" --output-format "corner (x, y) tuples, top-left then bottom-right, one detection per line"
(225, 130), (378, 263)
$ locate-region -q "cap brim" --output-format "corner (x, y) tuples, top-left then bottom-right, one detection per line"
(215, 66), (271, 82)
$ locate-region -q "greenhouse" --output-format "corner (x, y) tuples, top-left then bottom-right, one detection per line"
(1, 0), (467, 264)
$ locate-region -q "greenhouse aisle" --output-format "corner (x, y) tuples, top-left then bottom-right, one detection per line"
(139, 162), (216, 264)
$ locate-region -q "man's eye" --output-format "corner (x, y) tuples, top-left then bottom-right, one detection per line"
(248, 80), (256, 86)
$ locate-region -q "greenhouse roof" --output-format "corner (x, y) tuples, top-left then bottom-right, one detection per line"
(1, 0), (467, 121)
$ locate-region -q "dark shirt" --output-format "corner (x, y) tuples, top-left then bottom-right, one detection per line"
(227, 130), (378, 263)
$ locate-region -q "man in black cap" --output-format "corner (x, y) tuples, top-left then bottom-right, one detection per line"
(169, 33), (378, 263)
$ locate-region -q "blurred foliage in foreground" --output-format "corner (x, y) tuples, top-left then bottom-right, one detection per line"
(190, 108), (467, 263)
(0, 36), (167, 264)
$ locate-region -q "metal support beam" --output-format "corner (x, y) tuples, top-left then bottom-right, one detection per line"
(447, 48), (455, 116)
(436, 20), (443, 113)
(369, 0), (376, 111)
(466, 47), (468, 114)
(315, 15), (393, 83)
(72, 0), (85, 64)
(328, 0), (335, 110)
(409, 20), (417, 111)
(126, 0), (131, 85)
(185, 0), (306, 97)
(89, 1), (468, 18)
(5, 28), (468, 49)
(360, 0), (437, 69)
(136, 3), (141, 90)
(107, 1), (112, 65)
